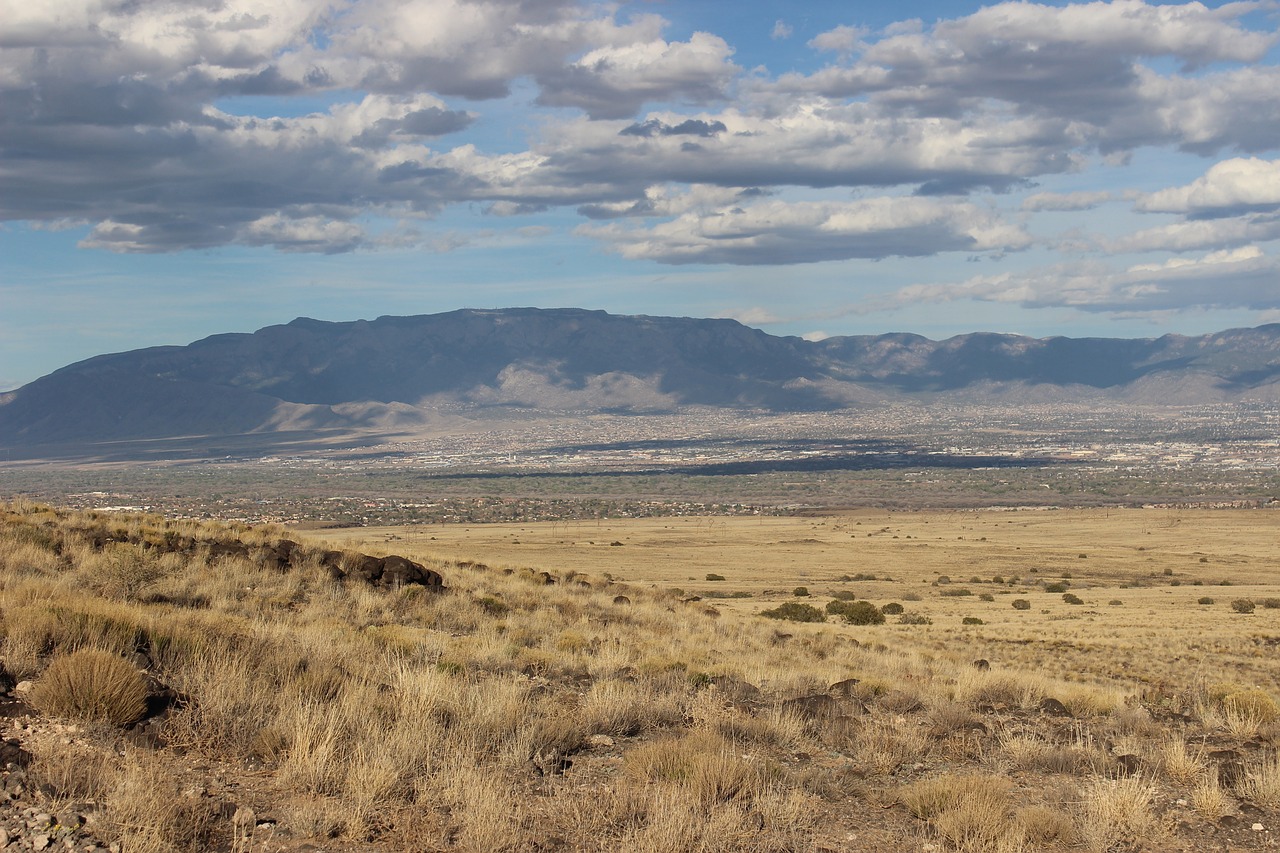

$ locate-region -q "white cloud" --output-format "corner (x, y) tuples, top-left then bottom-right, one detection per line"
(1109, 214), (1280, 253)
(535, 31), (739, 119)
(898, 245), (1280, 312)
(809, 25), (868, 56)
(580, 195), (1031, 265)
(1137, 157), (1280, 216)
(771, 21), (793, 41)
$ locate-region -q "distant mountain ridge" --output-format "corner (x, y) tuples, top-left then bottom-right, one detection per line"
(3, 308), (1280, 449)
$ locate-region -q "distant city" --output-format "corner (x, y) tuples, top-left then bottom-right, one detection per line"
(6, 402), (1278, 526)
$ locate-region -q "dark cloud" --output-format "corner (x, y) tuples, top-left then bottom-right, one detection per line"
(620, 119), (727, 137)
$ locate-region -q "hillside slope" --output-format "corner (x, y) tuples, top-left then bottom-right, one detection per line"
(3, 308), (1279, 448)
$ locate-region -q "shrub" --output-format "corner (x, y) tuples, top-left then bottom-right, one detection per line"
(961, 617), (984, 625)
(1222, 689), (1280, 722)
(825, 600), (885, 625)
(1232, 599), (1256, 614)
(1044, 582), (1069, 593)
(881, 602), (904, 615)
(705, 573), (725, 582)
(1262, 598), (1280, 609)
(1108, 599), (1123, 606)
(991, 576), (1004, 584)
(1011, 599), (1031, 610)
(938, 589), (973, 597)
(899, 613), (932, 625)
(1062, 593), (1084, 605)
(793, 586), (810, 597)
(978, 593), (994, 602)
(30, 649), (148, 727)
(1198, 596), (1215, 605)
(831, 589), (856, 601)
(760, 602), (825, 623)
(936, 575), (952, 585)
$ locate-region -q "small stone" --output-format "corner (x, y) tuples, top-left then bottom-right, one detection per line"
(33, 813), (53, 829)
(12, 683), (31, 695)
(1254, 823), (1265, 831)
(0, 827), (9, 847)
(32, 834), (51, 851)
(57, 813), (84, 831)
(1176, 798), (1188, 806)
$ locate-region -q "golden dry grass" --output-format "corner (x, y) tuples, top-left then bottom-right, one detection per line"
(4, 502), (1280, 852)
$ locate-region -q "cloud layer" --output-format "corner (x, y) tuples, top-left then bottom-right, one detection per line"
(2, 0), (1280, 313)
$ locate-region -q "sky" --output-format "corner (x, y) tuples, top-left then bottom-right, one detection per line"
(3, 0), (1280, 391)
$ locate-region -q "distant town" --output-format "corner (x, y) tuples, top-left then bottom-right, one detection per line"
(4, 402), (1279, 525)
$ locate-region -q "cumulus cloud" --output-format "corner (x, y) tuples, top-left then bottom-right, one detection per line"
(771, 21), (793, 41)
(535, 31), (739, 119)
(898, 246), (1280, 312)
(1136, 157), (1280, 217)
(4, 0), (1280, 282)
(580, 195), (1031, 265)
(774, 1), (1278, 154)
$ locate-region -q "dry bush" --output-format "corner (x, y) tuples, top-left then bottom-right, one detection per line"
(1222, 688), (1280, 722)
(1236, 754), (1280, 808)
(999, 732), (1100, 776)
(100, 750), (220, 853)
(30, 648), (147, 726)
(1015, 804), (1078, 847)
(855, 717), (930, 774)
(580, 677), (686, 737)
(900, 774), (1021, 852)
(1158, 737), (1206, 787)
(1191, 777), (1233, 821)
(27, 735), (119, 802)
(1078, 776), (1164, 853)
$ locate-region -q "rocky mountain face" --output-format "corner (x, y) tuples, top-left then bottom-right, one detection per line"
(3, 308), (1279, 448)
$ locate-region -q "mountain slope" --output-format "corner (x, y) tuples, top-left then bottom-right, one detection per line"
(3, 309), (1280, 449)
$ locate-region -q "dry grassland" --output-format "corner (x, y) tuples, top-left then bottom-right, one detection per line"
(336, 508), (1280, 697)
(3, 502), (1280, 852)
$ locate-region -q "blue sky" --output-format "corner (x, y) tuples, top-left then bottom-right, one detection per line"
(4, 0), (1280, 390)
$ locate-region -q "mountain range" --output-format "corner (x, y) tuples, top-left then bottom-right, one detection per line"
(3, 308), (1280, 451)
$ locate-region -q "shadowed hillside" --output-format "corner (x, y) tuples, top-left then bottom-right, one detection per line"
(3, 309), (1280, 450)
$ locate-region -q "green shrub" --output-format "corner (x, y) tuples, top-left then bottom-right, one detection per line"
(793, 586), (810, 597)
(760, 602), (826, 623)
(1062, 593), (1084, 605)
(29, 649), (147, 727)
(825, 600), (885, 625)
(1044, 582), (1069, 593)
(935, 575), (952, 585)
(881, 602), (904, 615)
(961, 617), (984, 625)
(831, 590), (857, 601)
(1198, 596), (1215, 605)
(1231, 599), (1256, 614)
(1011, 599), (1031, 611)
(991, 576), (1005, 584)
(978, 593), (995, 602)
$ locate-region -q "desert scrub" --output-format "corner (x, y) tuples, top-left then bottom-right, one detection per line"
(30, 648), (148, 726)
(824, 599), (884, 625)
(1011, 599), (1031, 610)
(899, 774), (1019, 851)
(759, 602), (825, 623)
(1231, 598), (1256, 614)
